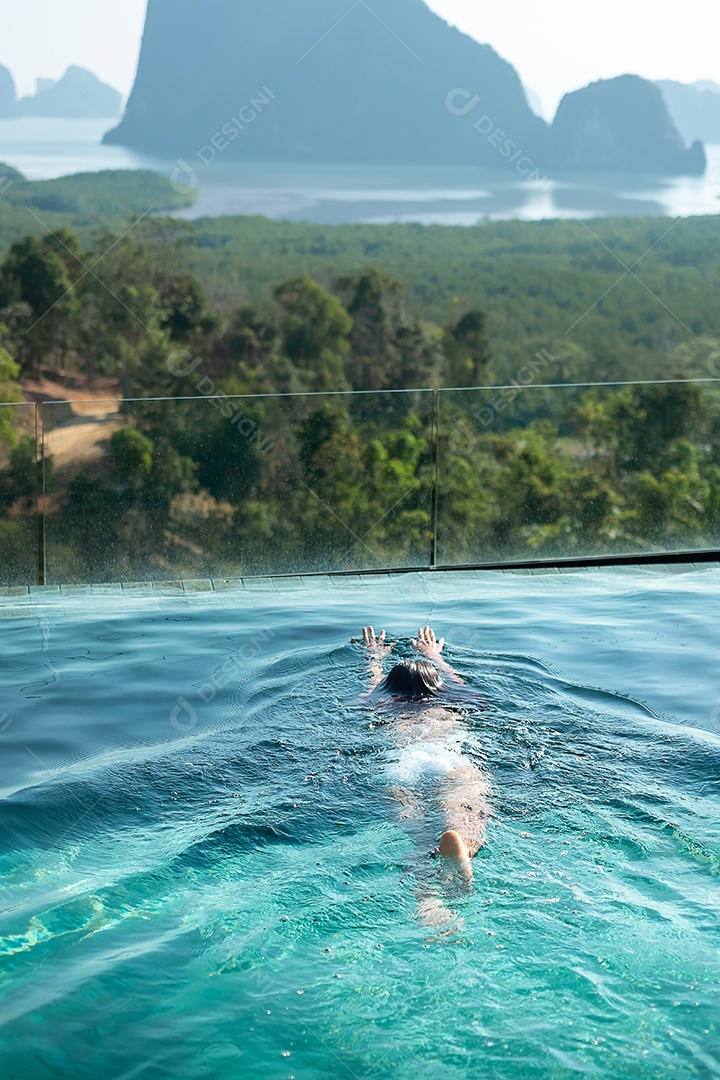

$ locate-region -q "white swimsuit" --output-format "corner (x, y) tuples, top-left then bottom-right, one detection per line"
(384, 737), (468, 784)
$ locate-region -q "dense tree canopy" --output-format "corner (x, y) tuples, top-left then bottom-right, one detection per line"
(0, 214), (719, 584)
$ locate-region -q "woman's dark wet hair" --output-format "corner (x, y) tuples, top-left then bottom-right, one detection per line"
(381, 659), (442, 699)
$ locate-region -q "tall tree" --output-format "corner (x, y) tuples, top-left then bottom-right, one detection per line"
(274, 274), (352, 392)
(338, 267), (405, 391)
(443, 310), (492, 387)
(0, 235), (80, 374)
(338, 267), (445, 391)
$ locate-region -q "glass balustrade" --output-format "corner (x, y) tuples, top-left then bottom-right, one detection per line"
(2, 380), (719, 586)
(41, 390), (434, 583)
(0, 402), (39, 586)
(436, 380), (720, 565)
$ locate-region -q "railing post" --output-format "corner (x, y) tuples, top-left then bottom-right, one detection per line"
(429, 387), (439, 568)
(36, 402), (46, 586)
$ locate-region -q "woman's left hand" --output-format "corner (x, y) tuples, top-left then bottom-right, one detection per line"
(412, 625), (445, 660)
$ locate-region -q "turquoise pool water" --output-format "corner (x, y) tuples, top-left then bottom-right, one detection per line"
(1, 568), (719, 1079)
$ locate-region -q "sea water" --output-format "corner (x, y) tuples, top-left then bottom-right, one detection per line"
(0, 567), (719, 1078)
(1, 118), (719, 224)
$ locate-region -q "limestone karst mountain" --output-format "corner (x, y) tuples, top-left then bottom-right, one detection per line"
(17, 66), (122, 118)
(0, 65), (16, 118)
(552, 75), (705, 175)
(657, 79), (720, 144)
(104, 1), (705, 175)
(103, 0), (548, 166)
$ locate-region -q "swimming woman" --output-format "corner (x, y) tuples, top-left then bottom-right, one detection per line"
(352, 625), (490, 883)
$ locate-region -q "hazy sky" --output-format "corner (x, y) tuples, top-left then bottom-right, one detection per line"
(3, 0), (719, 117)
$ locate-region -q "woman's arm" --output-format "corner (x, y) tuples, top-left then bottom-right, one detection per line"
(351, 625), (394, 693)
(411, 625), (465, 684)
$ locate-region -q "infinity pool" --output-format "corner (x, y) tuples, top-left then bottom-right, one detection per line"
(1, 568), (719, 1079)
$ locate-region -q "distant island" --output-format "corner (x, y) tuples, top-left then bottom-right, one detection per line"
(552, 76), (705, 174)
(105, 0), (546, 168)
(657, 79), (720, 144)
(0, 65), (16, 117)
(103, 0), (704, 176)
(0, 64), (121, 118)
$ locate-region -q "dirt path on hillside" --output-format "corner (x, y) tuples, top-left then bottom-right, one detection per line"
(43, 413), (125, 467)
(22, 375), (124, 470)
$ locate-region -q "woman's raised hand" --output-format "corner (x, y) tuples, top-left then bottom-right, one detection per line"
(351, 626), (394, 656)
(412, 625), (445, 659)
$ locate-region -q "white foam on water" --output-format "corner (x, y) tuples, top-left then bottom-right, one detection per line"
(383, 742), (468, 784)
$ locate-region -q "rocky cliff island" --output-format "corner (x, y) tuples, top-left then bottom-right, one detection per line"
(552, 75), (705, 174)
(0, 65), (121, 119)
(103, 0), (705, 176)
(103, 0), (548, 167)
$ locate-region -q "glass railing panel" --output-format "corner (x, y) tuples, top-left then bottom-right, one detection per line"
(42, 391), (434, 583)
(437, 380), (720, 565)
(0, 403), (39, 586)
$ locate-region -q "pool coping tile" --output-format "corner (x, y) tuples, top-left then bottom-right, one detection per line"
(211, 578), (245, 591)
(2, 562), (719, 606)
(269, 576), (309, 591)
(239, 577), (276, 591)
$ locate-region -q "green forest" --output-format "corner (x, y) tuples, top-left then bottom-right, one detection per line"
(0, 167), (719, 583)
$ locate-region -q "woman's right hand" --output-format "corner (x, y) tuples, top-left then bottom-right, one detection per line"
(351, 626), (394, 657)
